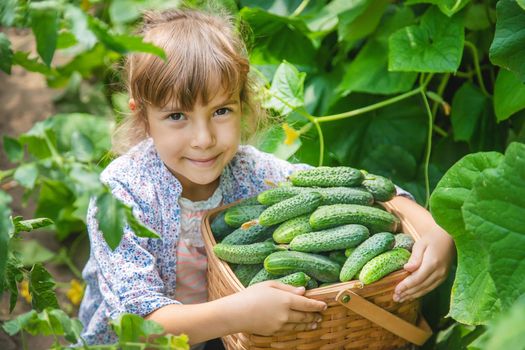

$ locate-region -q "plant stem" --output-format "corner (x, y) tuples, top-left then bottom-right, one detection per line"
(431, 73), (451, 118)
(291, 0), (310, 16)
(62, 251), (83, 280)
(464, 40), (490, 97)
(316, 87), (423, 123)
(20, 331), (28, 350)
(420, 89), (434, 209)
(44, 133), (64, 167)
(433, 125), (448, 137)
(312, 119), (324, 166)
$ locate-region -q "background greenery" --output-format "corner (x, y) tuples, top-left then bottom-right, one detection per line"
(1, 0), (525, 349)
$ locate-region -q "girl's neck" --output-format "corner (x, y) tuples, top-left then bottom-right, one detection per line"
(180, 177), (220, 202)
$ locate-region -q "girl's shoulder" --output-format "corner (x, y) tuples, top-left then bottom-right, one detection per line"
(100, 139), (182, 203)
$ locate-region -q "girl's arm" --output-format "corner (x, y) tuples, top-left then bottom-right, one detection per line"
(146, 281), (327, 345)
(388, 196), (456, 303)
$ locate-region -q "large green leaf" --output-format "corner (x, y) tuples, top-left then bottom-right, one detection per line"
(263, 61), (306, 116)
(241, 8), (316, 68)
(463, 143), (525, 312)
(494, 69), (525, 122)
(406, 0), (471, 17)
(388, 6), (464, 73)
(337, 0), (389, 43)
(338, 40), (417, 95)
(29, 1), (60, 66)
(489, 0), (525, 83)
(29, 263), (59, 311)
(13, 163), (39, 189)
(0, 32), (13, 74)
(305, 0), (370, 34)
(430, 151), (503, 324)
(470, 295), (525, 350)
(451, 82), (487, 142)
(111, 313), (164, 343)
(2, 135), (23, 162)
(63, 4), (97, 50)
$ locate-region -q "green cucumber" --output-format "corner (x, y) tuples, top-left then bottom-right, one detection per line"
(309, 204), (400, 233)
(344, 247), (356, 257)
(359, 248), (411, 284)
(289, 166), (364, 187)
(213, 241), (282, 264)
(289, 224), (369, 253)
(277, 272), (311, 287)
(362, 174), (396, 202)
(210, 211), (234, 242)
(394, 233), (415, 252)
(339, 232), (395, 282)
(272, 214), (313, 244)
(328, 250), (348, 266)
(224, 204), (266, 228)
(306, 278), (319, 290)
(248, 268), (284, 286)
(233, 264), (263, 287)
(318, 187), (374, 206)
(257, 187), (307, 205)
(258, 192), (323, 226)
(221, 224), (274, 245)
(264, 251), (341, 282)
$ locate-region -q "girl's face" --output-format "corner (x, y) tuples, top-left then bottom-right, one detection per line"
(146, 89), (241, 200)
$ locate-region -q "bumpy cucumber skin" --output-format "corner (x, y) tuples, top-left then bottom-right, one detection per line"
(339, 232), (395, 282)
(362, 174), (396, 202)
(359, 248), (411, 285)
(318, 187), (374, 206)
(277, 272), (311, 287)
(289, 224), (369, 253)
(233, 264), (263, 287)
(393, 233), (415, 252)
(264, 251), (341, 282)
(257, 187), (307, 205)
(259, 192), (323, 226)
(210, 211), (234, 242)
(248, 268), (284, 286)
(224, 205), (266, 228)
(289, 166), (364, 187)
(221, 224), (274, 245)
(213, 241), (280, 264)
(309, 204), (400, 233)
(272, 214), (313, 243)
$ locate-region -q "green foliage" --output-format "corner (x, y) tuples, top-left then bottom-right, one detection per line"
(430, 143), (525, 325)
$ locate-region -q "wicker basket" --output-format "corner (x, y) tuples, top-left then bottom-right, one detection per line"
(202, 201), (432, 350)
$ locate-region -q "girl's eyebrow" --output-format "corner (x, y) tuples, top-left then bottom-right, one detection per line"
(160, 99), (239, 113)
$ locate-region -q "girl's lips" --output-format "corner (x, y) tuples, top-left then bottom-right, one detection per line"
(186, 154), (219, 167)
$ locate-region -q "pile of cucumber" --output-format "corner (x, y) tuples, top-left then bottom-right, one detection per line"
(211, 167), (415, 289)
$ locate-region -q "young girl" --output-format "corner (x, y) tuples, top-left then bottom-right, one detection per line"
(78, 8), (455, 348)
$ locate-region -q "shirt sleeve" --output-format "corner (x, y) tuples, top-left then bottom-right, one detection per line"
(86, 178), (179, 320)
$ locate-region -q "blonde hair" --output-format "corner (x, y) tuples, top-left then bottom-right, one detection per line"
(112, 7), (264, 154)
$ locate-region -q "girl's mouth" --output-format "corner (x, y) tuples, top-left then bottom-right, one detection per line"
(186, 154), (219, 167)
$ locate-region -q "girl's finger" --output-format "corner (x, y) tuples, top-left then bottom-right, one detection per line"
(267, 280), (306, 295)
(396, 271), (440, 301)
(289, 295), (327, 312)
(394, 253), (434, 295)
(286, 310), (322, 324)
(406, 278), (445, 301)
(404, 240), (427, 272)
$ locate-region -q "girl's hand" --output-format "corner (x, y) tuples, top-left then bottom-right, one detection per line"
(232, 280), (327, 336)
(393, 228), (455, 303)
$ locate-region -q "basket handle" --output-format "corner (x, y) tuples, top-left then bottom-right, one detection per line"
(335, 289), (432, 346)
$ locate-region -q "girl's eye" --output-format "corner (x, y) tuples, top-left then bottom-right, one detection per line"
(167, 113), (186, 121)
(214, 108), (231, 117)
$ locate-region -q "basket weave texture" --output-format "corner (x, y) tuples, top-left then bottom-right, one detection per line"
(202, 201), (425, 350)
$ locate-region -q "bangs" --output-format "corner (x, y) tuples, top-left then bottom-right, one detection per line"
(130, 20), (249, 111)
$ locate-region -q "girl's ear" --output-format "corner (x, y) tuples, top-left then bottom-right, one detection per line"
(129, 98), (137, 111)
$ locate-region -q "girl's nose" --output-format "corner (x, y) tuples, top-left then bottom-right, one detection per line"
(190, 121), (216, 149)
